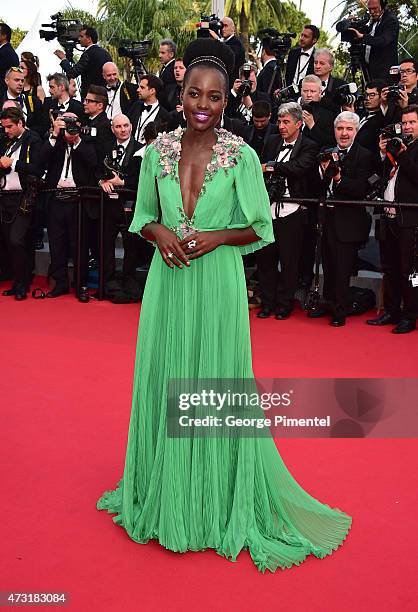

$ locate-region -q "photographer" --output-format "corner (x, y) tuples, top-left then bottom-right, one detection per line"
(40, 73), (84, 138)
(55, 26), (112, 100)
(356, 79), (386, 164)
(285, 25), (319, 90)
(98, 113), (148, 303)
(102, 62), (137, 120)
(209, 18), (245, 86)
(309, 112), (375, 326)
(256, 102), (318, 320)
(129, 74), (170, 149)
(367, 104), (418, 333)
(300, 75), (336, 148)
(0, 23), (19, 94)
(314, 49), (347, 116)
(0, 67), (43, 135)
(0, 107), (42, 300)
(348, 0), (399, 81)
(226, 64), (269, 124)
(158, 40), (177, 87)
(38, 113), (97, 298)
(381, 58), (418, 124)
(243, 100), (277, 157)
(82, 85), (113, 155)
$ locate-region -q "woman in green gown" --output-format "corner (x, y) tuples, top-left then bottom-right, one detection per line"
(97, 39), (352, 573)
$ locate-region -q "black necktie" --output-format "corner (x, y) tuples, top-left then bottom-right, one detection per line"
(143, 104), (152, 112)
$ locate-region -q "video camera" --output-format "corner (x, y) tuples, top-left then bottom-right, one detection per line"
(263, 161), (287, 202)
(118, 40), (151, 79)
(39, 12), (82, 60)
(336, 12), (370, 44)
(318, 147), (344, 179)
(197, 14), (223, 39)
(258, 28), (296, 63)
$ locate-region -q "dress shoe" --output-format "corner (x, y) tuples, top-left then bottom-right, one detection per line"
(15, 288), (27, 301)
(307, 307), (327, 318)
(2, 288), (16, 296)
(275, 308), (291, 320)
(330, 315), (346, 327)
(391, 319), (416, 334)
(257, 308), (273, 319)
(367, 312), (400, 326)
(46, 288), (69, 298)
(78, 287), (90, 303)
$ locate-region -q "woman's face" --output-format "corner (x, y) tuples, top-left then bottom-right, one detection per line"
(182, 66), (226, 132)
(19, 62), (28, 78)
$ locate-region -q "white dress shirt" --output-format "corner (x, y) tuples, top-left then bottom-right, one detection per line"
(272, 140), (299, 219)
(135, 101), (159, 144)
(106, 82), (122, 119)
(293, 47), (314, 86)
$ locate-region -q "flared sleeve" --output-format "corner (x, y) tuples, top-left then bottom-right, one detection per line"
(129, 144), (159, 239)
(228, 144), (274, 255)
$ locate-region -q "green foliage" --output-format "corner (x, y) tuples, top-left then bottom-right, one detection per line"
(0, 17), (27, 49)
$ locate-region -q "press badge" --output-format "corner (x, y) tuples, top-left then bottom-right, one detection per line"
(409, 273), (418, 287)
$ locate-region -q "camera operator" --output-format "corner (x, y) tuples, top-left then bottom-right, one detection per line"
(314, 49), (348, 116)
(300, 75), (336, 148)
(348, 0), (399, 81)
(243, 100), (277, 157)
(98, 113), (148, 303)
(0, 107), (42, 300)
(54, 26), (112, 101)
(38, 113), (97, 298)
(129, 74), (170, 150)
(226, 63), (269, 124)
(381, 59), (418, 124)
(82, 85), (113, 154)
(256, 102), (319, 320)
(208, 17), (245, 87)
(285, 25), (319, 91)
(40, 73), (84, 138)
(158, 39), (177, 87)
(355, 79), (386, 164)
(309, 111), (375, 326)
(0, 23), (19, 94)
(367, 104), (418, 333)
(102, 62), (137, 120)
(0, 67), (43, 135)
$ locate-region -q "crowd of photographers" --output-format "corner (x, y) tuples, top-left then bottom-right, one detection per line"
(0, 0), (417, 333)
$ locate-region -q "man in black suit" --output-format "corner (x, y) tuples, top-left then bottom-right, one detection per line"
(0, 107), (42, 300)
(226, 64), (270, 124)
(0, 23), (19, 94)
(40, 73), (84, 137)
(285, 25), (319, 90)
(367, 104), (418, 333)
(38, 113), (97, 298)
(314, 49), (347, 116)
(163, 58), (185, 112)
(55, 26), (112, 100)
(102, 62), (137, 120)
(381, 58), (418, 124)
(243, 100), (277, 158)
(158, 39), (177, 87)
(210, 17), (245, 87)
(300, 75), (336, 148)
(129, 74), (170, 150)
(257, 41), (280, 98)
(256, 102), (319, 320)
(309, 111), (375, 326)
(355, 79), (386, 165)
(98, 114), (148, 303)
(82, 85), (113, 155)
(0, 67), (43, 134)
(348, 0), (399, 81)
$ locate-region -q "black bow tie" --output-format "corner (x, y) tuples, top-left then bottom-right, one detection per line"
(143, 104), (153, 112)
(321, 81), (327, 87)
(58, 103), (66, 109)
(281, 144), (293, 150)
(337, 148), (349, 158)
(106, 83), (119, 91)
(300, 52), (310, 57)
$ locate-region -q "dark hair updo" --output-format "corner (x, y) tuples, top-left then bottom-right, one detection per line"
(183, 38), (235, 93)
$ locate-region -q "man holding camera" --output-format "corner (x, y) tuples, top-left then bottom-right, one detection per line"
(355, 79), (386, 164)
(310, 111), (375, 326)
(256, 102), (318, 320)
(367, 104), (418, 333)
(285, 25), (319, 90)
(313, 49), (347, 116)
(102, 62), (137, 120)
(55, 26), (112, 101)
(40, 73), (84, 137)
(381, 59), (418, 124)
(39, 113), (97, 298)
(0, 107), (42, 300)
(226, 64), (269, 124)
(300, 75), (336, 148)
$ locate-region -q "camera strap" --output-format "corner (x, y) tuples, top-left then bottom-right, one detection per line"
(5, 134), (24, 157)
(64, 145), (73, 179)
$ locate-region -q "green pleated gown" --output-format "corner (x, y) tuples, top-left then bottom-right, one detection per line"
(97, 128), (352, 572)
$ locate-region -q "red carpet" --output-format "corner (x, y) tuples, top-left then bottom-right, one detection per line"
(1, 278), (417, 611)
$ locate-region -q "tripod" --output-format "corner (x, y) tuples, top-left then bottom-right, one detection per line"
(343, 43), (368, 92)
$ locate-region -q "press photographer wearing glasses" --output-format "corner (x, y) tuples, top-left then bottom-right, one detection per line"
(381, 59), (418, 124)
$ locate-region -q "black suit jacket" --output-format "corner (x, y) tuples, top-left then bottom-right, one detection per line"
(161, 83), (181, 112)
(40, 97), (85, 138)
(355, 111), (385, 168)
(382, 139), (418, 227)
(361, 10), (399, 80)
(0, 90), (43, 135)
(321, 76), (348, 116)
(40, 137), (97, 189)
(0, 43), (19, 93)
(257, 59), (281, 96)
(285, 47), (315, 87)
(83, 112), (113, 161)
(60, 45), (112, 100)
(159, 59), (176, 87)
(118, 81), (138, 115)
(322, 141), (374, 242)
(225, 35), (246, 85)
(302, 102), (336, 148)
(97, 136), (142, 192)
(129, 102), (171, 142)
(262, 132), (319, 199)
(0, 129), (43, 189)
(243, 122), (277, 158)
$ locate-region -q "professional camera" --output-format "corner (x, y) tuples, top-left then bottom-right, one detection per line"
(318, 147), (343, 179)
(102, 150), (128, 181)
(258, 28), (296, 63)
(334, 83), (358, 107)
(366, 173), (383, 201)
(379, 123), (412, 157)
(118, 40), (151, 79)
(39, 12), (82, 59)
(275, 83), (299, 103)
(197, 14), (223, 39)
(58, 115), (81, 136)
(237, 63), (253, 97)
(263, 161), (287, 202)
(336, 12), (370, 44)
(380, 123), (402, 140)
(387, 84), (406, 100)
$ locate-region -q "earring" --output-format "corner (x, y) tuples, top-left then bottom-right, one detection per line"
(221, 108), (225, 127)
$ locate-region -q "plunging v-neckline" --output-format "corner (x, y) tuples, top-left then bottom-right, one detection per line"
(176, 132), (218, 222)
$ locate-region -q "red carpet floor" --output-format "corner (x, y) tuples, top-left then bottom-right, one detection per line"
(1, 278), (417, 612)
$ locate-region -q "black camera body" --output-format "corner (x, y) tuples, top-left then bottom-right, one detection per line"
(237, 63), (253, 97)
(197, 14), (223, 39)
(103, 150), (128, 181)
(118, 40), (151, 63)
(336, 13), (370, 44)
(259, 28), (296, 63)
(334, 83), (358, 107)
(380, 123), (402, 140)
(318, 148), (343, 179)
(264, 161), (287, 202)
(39, 12), (82, 58)
(387, 83), (406, 101)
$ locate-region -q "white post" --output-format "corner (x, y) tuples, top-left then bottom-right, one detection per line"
(212, 0), (225, 18)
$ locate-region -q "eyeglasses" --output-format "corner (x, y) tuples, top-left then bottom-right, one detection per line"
(400, 69), (416, 75)
(364, 92), (378, 98)
(84, 98), (99, 104)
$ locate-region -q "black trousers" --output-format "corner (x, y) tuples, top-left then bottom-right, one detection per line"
(322, 209), (360, 317)
(256, 209), (303, 312)
(379, 218), (418, 320)
(299, 204), (317, 286)
(0, 194), (33, 290)
(47, 196), (78, 290)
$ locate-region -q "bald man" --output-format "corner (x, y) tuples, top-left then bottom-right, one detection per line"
(102, 62), (138, 119)
(210, 16), (246, 87)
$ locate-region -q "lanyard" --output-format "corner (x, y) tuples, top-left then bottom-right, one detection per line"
(137, 105), (159, 141)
